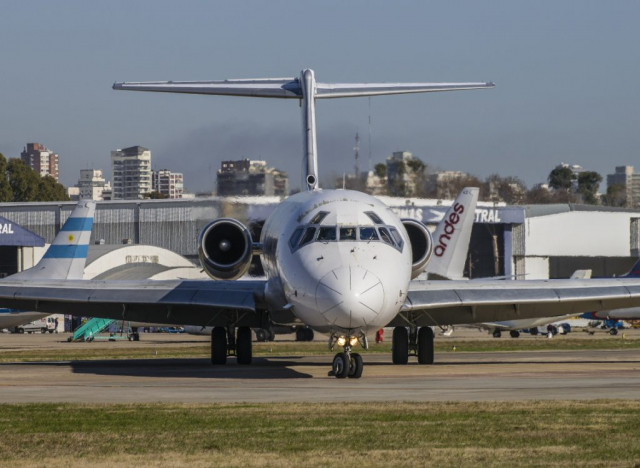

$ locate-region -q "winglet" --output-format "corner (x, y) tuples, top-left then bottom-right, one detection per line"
(13, 201), (95, 280)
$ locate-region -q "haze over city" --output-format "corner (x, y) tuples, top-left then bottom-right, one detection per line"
(1, 1), (639, 192)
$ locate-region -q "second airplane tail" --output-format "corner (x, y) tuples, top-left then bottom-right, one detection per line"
(13, 201), (95, 280)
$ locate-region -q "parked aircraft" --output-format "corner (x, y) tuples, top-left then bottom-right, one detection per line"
(0, 201), (95, 330)
(5, 71), (640, 379)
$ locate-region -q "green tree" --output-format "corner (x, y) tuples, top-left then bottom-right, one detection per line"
(146, 191), (168, 199)
(576, 171), (602, 205)
(374, 163), (387, 179)
(602, 183), (627, 207)
(548, 166), (575, 191)
(6, 158), (68, 202)
(0, 154), (13, 202)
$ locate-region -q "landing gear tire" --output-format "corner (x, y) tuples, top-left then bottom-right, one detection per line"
(392, 327), (409, 365)
(236, 326), (252, 365)
(492, 329), (502, 339)
(417, 327), (434, 365)
(255, 329), (268, 342)
(348, 353), (364, 379)
(296, 328), (305, 342)
(610, 328), (618, 336)
(17, 328), (24, 334)
(510, 330), (520, 339)
(132, 332), (140, 342)
(211, 327), (227, 365)
(530, 327), (539, 336)
(304, 328), (314, 342)
(332, 352), (350, 379)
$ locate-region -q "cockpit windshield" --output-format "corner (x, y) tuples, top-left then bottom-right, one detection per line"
(289, 219), (403, 253)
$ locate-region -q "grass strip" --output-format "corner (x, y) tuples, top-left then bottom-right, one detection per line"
(0, 401), (639, 467)
(2, 337), (640, 362)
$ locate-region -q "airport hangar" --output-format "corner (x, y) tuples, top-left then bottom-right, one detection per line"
(0, 196), (639, 283)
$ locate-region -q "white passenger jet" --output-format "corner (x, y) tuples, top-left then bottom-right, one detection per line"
(4, 70), (640, 379)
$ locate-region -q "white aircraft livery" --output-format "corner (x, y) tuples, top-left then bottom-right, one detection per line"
(4, 70), (640, 379)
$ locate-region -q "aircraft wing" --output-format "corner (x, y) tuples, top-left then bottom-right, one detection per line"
(398, 278), (640, 327)
(0, 279), (271, 328)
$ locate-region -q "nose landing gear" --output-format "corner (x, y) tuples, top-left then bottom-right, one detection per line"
(329, 346), (364, 379)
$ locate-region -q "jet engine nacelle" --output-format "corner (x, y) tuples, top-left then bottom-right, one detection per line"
(402, 219), (433, 279)
(198, 218), (255, 280)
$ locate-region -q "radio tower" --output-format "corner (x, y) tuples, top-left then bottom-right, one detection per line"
(354, 132), (360, 178)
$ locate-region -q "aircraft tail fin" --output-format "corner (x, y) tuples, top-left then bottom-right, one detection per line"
(622, 259), (640, 278)
(13, 201), (95, 280)
(426, 188), (479, 280)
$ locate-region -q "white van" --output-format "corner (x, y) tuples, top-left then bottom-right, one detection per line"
(12, 317), (56, 334)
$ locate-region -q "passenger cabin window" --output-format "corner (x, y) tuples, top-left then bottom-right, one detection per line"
(365, 211), (384, 224)
(340, 227), (357, 241)
(300, 227), (316, 246)
(359, 227), (379, 241)
(289, 227), (304, 249)
(317, 226), (337, 241)
(310, 211), (329, 224)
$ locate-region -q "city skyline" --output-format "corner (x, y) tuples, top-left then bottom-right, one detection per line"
(1, 1), (639, 191)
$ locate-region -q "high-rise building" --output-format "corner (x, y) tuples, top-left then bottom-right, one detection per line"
(607, 166), (640, 207)
(386, 151), (419, 196)
(76, 169), (111, 201)
(217, 159), (288, 196)
(20, 143), (59, 181)
(111, 146), (152, 200)
(152, 169), (184, 199)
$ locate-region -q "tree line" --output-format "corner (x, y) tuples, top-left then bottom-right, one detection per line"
(343, 157), (621, 206)
(0, 153), (69, 202)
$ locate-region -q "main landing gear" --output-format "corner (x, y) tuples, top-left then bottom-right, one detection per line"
(330, 347), (364, 379)
(392, 326), (434, 365)
(211, 326), (252, 365)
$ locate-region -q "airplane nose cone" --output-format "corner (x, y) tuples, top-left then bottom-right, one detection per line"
(315, 266), (384, 330)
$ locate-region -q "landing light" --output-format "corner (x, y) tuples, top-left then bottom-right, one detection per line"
(337, 337), (347, 346)
(349, 336), (358, 347)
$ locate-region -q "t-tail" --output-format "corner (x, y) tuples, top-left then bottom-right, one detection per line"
(113, 70), (494, 192)
(13, 201), (95, 280)
(425, 187), (479, 280)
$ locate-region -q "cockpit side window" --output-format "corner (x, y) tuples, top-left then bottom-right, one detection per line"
(299, 227), (317, 246)
(339, 227), (357, 241)
(310, 211), (329, 225)
(289, 227), (304, 250)
(317, 226), (337, 241)
(365, 211), (384, 224)
(358, 227), (379, 241)
(389, 227), (404, 250)
(378, 227), (394, 245)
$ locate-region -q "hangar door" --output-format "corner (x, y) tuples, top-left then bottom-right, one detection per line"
(464, 224), (505, 279)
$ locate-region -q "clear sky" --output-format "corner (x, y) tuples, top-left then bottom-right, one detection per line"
(1, 1), (638, 192)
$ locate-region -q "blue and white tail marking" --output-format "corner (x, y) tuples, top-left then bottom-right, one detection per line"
(14, 201), (95, 280)
(622, 259), (640, 279)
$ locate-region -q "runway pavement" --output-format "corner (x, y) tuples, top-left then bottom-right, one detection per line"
(1, 348), (640, 403)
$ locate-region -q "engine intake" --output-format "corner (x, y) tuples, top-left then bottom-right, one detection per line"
(402, 219), (433, 279)
(198, 218), (254, 280)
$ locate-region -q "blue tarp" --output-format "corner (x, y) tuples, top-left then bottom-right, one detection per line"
(0, 216), (45, 247)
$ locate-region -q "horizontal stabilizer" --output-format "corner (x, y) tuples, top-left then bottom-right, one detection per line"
(113, 78), (494, 100)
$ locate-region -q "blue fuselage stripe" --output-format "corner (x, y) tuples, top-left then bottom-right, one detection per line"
(60, 218), (93, 232)
(43, 245), (89, 259)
